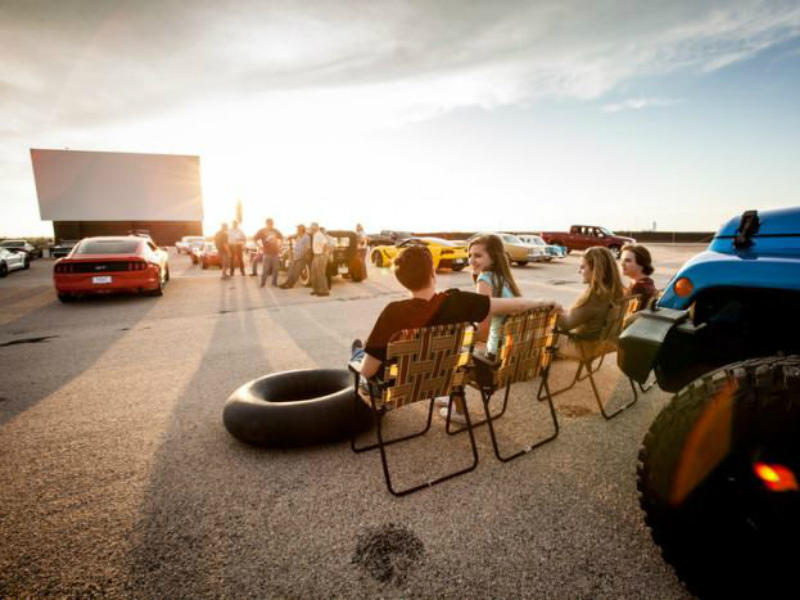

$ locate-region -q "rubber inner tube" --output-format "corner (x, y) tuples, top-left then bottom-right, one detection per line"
(223, 368), (373, 447)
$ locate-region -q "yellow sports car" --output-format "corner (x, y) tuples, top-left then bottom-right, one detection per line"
(370, 237), (469, 271)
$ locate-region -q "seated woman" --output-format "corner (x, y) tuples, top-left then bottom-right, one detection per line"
(620, 243), (657, 309)
(556, 246), (624, 358)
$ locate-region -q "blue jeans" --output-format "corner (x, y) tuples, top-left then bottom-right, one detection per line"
(261, 254), (280, 286)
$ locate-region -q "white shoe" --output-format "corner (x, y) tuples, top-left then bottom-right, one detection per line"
(433, 396), (450, 408)
(439, 407), (467, 425)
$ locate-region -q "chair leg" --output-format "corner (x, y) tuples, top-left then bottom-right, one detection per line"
(637, 372), (657, 393)
(485, 380), (560, 462)
(351, 389), (436, 453)
(445, 384), (511, 435)
(539, 360), (584, 400)
(587, 368), (639, 420)
(385, 391), (479, 497)
(577, 354), (604, 381)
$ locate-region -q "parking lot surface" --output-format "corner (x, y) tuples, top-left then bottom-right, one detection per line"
(0, 246), (703, 599)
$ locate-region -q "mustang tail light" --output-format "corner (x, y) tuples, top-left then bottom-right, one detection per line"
(55, 263), (75, 274)
(128, 261), (148, 271)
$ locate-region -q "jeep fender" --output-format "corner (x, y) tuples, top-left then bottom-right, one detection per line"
(617, 308), (689, 385)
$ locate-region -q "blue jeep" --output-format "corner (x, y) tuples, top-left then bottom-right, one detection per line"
(618, 207), (800, 599)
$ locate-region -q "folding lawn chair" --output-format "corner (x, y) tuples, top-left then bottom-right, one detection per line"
(349, 322), (478, 496)
(459, 305), (560, 462)
(539, 295), (642, 420)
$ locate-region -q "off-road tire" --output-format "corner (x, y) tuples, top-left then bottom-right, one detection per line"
(638, 356), (800, 599)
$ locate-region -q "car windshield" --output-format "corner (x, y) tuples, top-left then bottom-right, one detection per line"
(77, 240), (141, 254)
(599, 227), (616, 237)
(503, 234), (522, 244)
(528, 236), (546, 245)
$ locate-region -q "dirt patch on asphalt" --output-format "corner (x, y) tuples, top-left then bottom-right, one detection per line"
(352, 523), (425, 584)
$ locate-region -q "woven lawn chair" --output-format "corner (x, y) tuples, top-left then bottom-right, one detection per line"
(458, 306), (560, 462)
(539, 295), (641, 420)
(349, 322), (478, 496)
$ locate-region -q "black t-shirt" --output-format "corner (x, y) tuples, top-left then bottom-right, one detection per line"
(365, 289), (490, 363)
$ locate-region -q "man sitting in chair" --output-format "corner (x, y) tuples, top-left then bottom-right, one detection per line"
(351, 245), (556, 422)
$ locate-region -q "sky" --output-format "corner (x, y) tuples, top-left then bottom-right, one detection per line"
(2, 0), (799, 237)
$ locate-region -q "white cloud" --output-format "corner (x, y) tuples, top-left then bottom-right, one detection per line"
(601, 97), (681, 113)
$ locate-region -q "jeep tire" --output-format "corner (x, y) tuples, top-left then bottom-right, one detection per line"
(638, 356), (800, 599)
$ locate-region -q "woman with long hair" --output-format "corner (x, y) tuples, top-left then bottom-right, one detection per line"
(468, 234), (522, 357)
(557, 246), (624, 353)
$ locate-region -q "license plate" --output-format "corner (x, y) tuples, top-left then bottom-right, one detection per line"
(93, 276), (112, 284)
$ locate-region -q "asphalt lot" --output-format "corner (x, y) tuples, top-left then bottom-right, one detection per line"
(0, 246), (704, 599)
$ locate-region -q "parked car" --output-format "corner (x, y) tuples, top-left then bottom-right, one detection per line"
(516, 234), (566, 261)
(366, 230), (413, 248)
(468, 233), (543, 266)
(618, 207), (800, 599)
(197, 243), (223, 269)
(176, 235), (207, 254)
(370, 237), (468, 271)
(50, 239), (79, 259)
(539, 225), (635, 257)
(53, 236), (170, 301)
(0, 239), (42, 260)
(0, 247), (29, 276)
(188, 240), (209, 264)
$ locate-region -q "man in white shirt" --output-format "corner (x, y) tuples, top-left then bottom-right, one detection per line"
(227, 220), (246, 276)
(309, 222), (329, 296)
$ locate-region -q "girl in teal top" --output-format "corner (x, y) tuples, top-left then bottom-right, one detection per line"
(468, 234), (522, 358)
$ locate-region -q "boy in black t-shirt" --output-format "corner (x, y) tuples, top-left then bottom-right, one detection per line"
(351, 245), (556, 423)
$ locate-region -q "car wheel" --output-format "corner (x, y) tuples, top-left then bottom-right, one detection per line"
(299, 265), (311, 287)
(57, 292), (74, 303)
(608, 245), (621, 259)
(515, 260), (528, 267)
(147, 269), (164, 296)
(201, 258), (208, 270)
(164, 265), (170, 283)
(371, 251), (384, 268)
(0, 262), (7, 277)
(637, 356), (800, 600)
(452, 264), (466, 272)
(23, 256), (30, 270)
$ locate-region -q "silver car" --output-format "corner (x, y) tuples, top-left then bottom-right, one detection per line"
(0, 247), (29, 276)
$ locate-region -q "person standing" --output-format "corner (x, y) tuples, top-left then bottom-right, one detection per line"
(253, 218), (283, 288)
(309, 222), (330, 297)
(228, 220), (246, 276)
(279, 224), (311, 289)
(214, 223), (230, 279)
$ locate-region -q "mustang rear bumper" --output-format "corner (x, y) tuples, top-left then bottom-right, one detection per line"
(55, 271), (161, 294)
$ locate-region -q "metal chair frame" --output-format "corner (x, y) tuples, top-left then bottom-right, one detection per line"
(539, 295), (642, 420)
(350, 322), (479, 496)
(447, 306), (560, 462)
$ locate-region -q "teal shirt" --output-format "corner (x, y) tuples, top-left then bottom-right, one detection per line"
(477, 271), (514, 355)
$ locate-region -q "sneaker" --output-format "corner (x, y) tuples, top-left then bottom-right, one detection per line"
(434, 396), (450, 408)
(351, 339), (364, 354)
(439, 407), (467, 425)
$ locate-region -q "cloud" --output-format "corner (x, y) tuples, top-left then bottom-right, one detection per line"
(601, 97), (681, 113)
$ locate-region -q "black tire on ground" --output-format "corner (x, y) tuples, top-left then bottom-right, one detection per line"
(0, 262), (7, 277)
(57, 292), (74, 303)
(165, 265), (170, 282)
(452, 264), (466, 272)
(638, 356), (800, 599)
(201, 259), (208, 270)
(23, 256), (30, 270)
(147, 269), (164, 297)
(371, 251), (384, 268)
(191, 254), (198, 264)
(223, 368), (374, 447)
(608, 245), (621, 259)
(515, 260), (528, 267)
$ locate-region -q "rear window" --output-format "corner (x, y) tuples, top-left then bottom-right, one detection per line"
(77, 240), (141, 254)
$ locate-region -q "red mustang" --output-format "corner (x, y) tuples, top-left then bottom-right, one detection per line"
(54, 236), (170, 302)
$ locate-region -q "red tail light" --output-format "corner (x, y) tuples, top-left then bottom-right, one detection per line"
(754, 462), (799, 492)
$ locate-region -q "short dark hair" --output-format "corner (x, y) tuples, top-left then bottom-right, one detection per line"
(622, 244), (654, 276)
(393, 245), (433, 291)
